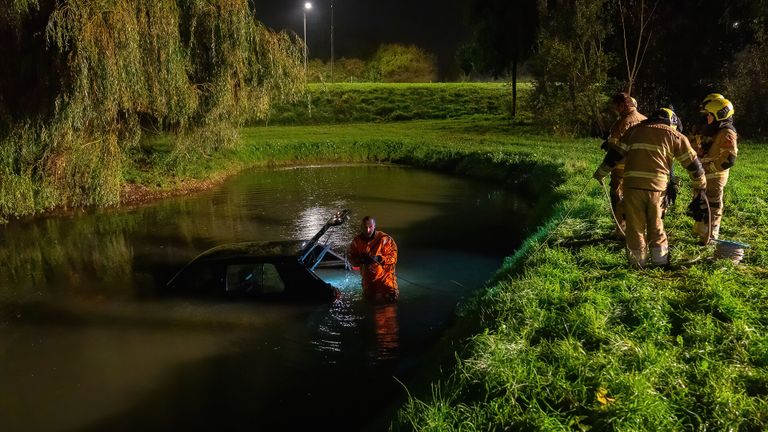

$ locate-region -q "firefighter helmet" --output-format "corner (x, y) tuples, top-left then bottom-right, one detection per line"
(703, 98), (734, 121)
(700, 93), (725, 112)
(702, 93), (724, 105)
(653, 107), (681, 130)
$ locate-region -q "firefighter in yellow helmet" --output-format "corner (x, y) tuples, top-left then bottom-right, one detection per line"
(691, 93), (725, 150)
(600, 92), (647, 236)
(693, 98), (738, 245)
(594, 107), (707, 267)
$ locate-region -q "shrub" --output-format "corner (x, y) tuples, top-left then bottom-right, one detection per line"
(725, 29), (768, 138)
(366, 44), (438, 83)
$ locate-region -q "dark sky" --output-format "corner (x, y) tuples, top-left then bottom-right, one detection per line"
(253, 0), (469, 73)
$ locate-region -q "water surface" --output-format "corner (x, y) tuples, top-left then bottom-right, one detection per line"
(0, 165), (533, 431)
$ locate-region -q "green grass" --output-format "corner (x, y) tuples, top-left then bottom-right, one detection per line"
(262, 82), (529, 126)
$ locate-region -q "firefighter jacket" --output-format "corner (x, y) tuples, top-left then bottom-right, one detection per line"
(596, 122), (706, 192)
(349, 230), (398, 297)
(700, 127), (738, 181)
(606, 107), (647, 170)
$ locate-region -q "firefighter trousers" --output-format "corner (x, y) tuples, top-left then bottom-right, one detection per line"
(624, 188), (668, 267)
(694, 170), (729, 242)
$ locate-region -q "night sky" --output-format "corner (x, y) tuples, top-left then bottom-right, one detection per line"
(253, 0), (469, 74)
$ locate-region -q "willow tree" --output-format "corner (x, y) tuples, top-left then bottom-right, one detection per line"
(0, 0), (303, 218)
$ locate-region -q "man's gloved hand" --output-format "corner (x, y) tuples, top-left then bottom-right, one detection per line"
(385, 289), (399, 303)
(360, 255), (375, 265)
(686, 190), (709, 222)
(592, 169), (605, 185)
(600, 141), (610, 152)
(373, 255), (384, 264)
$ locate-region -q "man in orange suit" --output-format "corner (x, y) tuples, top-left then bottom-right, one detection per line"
(349, 216), (399, 302)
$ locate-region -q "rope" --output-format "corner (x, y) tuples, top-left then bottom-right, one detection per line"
(601, 181), (627, 238)
(526, 177), (594, 261)
(396, 274), (463, 294)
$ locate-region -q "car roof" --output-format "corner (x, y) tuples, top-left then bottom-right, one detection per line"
(194, 241), (307, 262)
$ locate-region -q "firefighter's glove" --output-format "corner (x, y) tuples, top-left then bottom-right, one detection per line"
(592, 169), (605, 185)
(373, 255), (384, 264)
(662, 177), (681, 210)
(686, 191), (709, 222)
(360, 255), (375, 265)
(600, 141), (610, 152)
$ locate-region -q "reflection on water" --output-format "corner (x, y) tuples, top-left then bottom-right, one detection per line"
(0, 164), (533, 431)
(373, 303), (400, 361)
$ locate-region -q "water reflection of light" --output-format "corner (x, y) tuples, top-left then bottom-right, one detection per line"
(309, 282), (400, 363)
(294, 206), (330, 241)
(316, 269), (360, 294)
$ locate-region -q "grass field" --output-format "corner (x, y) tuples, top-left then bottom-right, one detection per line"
(3, 83), (767, 430)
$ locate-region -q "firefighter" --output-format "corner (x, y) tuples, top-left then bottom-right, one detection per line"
(600, 92), (647, 236)
(348, 216), (399, 302)
(593, 108), (707, 267)
(694, 98), (738, 245)
(691, 93), (725, 153)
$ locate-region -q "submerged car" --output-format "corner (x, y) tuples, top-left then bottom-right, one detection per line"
(166, 210), (351, 302)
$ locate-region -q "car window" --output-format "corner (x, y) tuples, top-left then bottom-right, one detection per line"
(262, 264), (285, 294)
(179, 264), (224, 293)
(225, 263), (285, 294)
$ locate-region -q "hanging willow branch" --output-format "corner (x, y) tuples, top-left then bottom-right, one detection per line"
(0, 0), (304, 214)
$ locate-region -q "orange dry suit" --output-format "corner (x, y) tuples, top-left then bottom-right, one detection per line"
(595, 121), (706, 267)
(603, 107), (647, 230)
(349, 230), (398, 301)
(693, 121), (738, 242)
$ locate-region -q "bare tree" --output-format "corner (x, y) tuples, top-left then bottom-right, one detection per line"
(617, 0), (659, 95)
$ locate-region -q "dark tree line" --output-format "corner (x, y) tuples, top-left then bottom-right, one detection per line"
(459, 0), (768, 137)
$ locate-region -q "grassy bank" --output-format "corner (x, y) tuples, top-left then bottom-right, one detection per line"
(263, 82), (525, 125)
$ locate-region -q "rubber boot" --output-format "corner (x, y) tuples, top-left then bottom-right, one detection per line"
(694, 221), (711, 246)
(650, 245), (669, 267)
(627, 248), (647, 269)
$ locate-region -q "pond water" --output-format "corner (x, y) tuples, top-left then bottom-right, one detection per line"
(0, 165), (534, 432)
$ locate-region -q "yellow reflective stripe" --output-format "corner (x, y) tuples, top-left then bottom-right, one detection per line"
(705, 171), (728, 179)
(628, 143), (662, 152)
(676, 152), (694, 164)
(616, 142), (630, 152)
(624, 171), (669, 181)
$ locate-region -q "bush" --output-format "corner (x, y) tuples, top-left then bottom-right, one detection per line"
(725, 30), (768, 138)
(366, 44), (438, 83)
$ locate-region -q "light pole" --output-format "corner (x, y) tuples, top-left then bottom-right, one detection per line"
(330, 0), (335, 83)
(303, 2), (312, 77)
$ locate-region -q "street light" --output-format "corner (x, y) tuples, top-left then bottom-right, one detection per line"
(330, 0), (335, 83)
(303, 2), (312, 76)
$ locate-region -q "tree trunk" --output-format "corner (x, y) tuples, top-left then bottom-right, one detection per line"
(512, 50), (518, 118)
